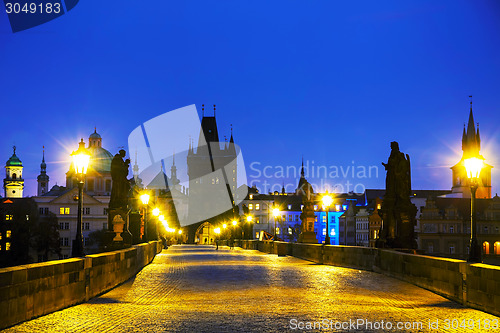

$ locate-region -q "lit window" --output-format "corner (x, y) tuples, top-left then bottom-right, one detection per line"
(276, 227), (280, 235)
(255, 204), (260, 211)
(301, 205), (304, 211)
(249, 194), (253, 200)
(343, 205), (347, 211)
(0, 233), (2, 240)
(288, 228), (292, 235)
(5, 243), (11, 251)
(5, 215), (13, 221)
(322, 216), (326, 222)
(255, 232), (259, 238)
(6, 230), (11, 238)
(288, 204), (292, 210)
(335, 204), (341, 211)
(377, 204), (381, 210)
(314, 205), (318, 210)
(65, 208), (70, 214)
(249, 204), (253, 210)
(322, 228), (326, 236)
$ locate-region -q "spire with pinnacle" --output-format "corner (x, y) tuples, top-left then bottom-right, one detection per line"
(300, 156), (305, 178)
(37, 146), (49, 196)
(462, 96), (481, 157)
(171, 151), (180, 186)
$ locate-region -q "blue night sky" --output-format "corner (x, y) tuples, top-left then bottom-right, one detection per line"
(1, 0), (500, 197)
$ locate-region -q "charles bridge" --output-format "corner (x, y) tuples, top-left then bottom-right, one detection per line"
(1, 241), (500, 332)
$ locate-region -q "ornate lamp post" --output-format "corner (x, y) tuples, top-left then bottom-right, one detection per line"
(232, 220), (238, 240)
(151, 206), (160, 241)
(272, 207), (280, 241)
(246, 215), (253, 239)
(322, 191), (333, 245)
(464, 157), (484, 263)
(71, 139), (90, 257)
(140, 193), (150, 241)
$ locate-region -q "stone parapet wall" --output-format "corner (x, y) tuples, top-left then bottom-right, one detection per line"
(237, 240), (500, 317)
(0, 241), (162, 330)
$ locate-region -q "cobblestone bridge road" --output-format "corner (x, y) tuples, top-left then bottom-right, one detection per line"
(6, 245), (499, 332)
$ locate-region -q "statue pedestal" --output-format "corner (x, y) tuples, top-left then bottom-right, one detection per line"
(299, 231), (318, 244)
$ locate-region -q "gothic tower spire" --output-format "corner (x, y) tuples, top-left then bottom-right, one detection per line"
(37, 146), (50, 196)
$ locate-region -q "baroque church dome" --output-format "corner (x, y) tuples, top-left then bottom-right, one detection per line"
(87, 129), (113, 173)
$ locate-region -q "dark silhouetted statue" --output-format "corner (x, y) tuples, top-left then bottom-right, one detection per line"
(377, 142), (417, 249)
(107, 149), (132, 246)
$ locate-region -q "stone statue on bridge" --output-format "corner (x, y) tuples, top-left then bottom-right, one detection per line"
(377, 141), (417, 249)
(107, 149), (132, 246)
(110, 149), (131, 210)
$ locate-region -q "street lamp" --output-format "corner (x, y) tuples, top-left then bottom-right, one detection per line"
(246, 215), (253, 240)
(151, 206), (160, 241)
(464, 157), (484, 263)
(322, 191), (333, 245)
(152, 207), (160, 217)
(232, 220), (237, 237)
(71, 139), (90, 257)
(272, 207), (280, 241)
(220, 223), (227, 243)
(140, 192), (150, 242)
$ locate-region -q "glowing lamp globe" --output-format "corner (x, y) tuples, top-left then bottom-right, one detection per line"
(322, 194), (333, 208)
(464, 157), (484, 179)
(71, 139), (90, 175)
(140, 193), (150, 205)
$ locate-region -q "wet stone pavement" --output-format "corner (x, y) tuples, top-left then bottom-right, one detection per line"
(5, 245), (500, 332)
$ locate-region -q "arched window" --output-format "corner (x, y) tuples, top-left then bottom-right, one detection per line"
(494, 242), (500, 255)
(483, 241), (490, 255)
(12, 173), (17, 179)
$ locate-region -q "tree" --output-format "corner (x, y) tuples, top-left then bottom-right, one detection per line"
(30, 212), (61, 261)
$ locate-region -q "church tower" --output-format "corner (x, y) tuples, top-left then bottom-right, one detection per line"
(37, 147), (50, 196)
(186, 104), (238, 223)
(4, 146), (24, 198)
(450, 99), (492, 198)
